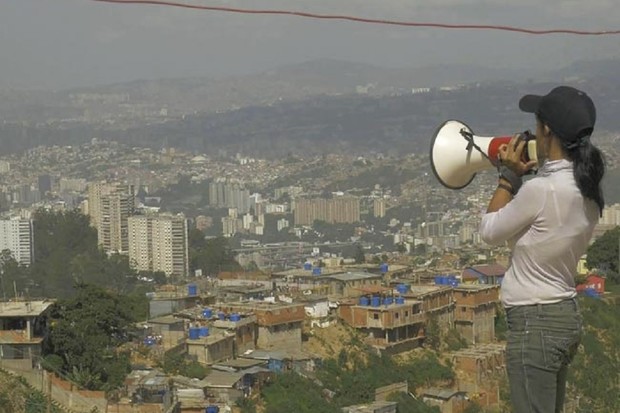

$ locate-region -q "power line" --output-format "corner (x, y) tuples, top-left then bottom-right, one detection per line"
(91, 0), (620, 36)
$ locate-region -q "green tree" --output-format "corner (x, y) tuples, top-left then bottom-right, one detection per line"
(160, 351), (209, 379)
(569, 297), (620, 412)
(261, 372), (340, 413)
(444, 329), (468, 352)
(189, 233), (241, 276)
(585, 226), (620, 284)
(45, 285), (135, 390)
(21, 209), (138, 298)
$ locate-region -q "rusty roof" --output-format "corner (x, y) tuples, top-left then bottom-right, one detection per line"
(462, 264), (506, 278)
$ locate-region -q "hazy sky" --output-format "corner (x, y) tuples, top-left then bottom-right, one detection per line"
(3, 0), (620, 90)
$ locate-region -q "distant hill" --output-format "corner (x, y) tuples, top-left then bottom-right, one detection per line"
(0, 58), (536, 122)
(1, 58), (620, 160)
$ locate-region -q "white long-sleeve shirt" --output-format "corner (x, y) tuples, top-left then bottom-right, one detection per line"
(480, 159), (599, 307)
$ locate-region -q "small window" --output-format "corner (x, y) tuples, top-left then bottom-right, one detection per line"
(395, 313), (399, 319)
(461, 307), (467, 312)
(373, 313), (379, 320)
(405, 311), (409, 317)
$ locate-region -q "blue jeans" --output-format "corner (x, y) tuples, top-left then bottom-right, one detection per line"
(505, 299), (582, 413)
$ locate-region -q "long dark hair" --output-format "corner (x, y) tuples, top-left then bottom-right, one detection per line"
(564, 137), (606, 216)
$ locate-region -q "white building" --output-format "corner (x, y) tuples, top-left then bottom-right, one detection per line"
(600, 203), (620, 226)
(128, 214), (189, 278)
(0, 218), (34, 266)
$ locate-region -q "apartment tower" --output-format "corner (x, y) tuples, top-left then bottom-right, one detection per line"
(87, 182), (135, 253)
(0, 218), (34, 266)
(128, 214), (189, 278)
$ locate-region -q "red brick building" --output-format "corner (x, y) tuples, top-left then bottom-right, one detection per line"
(453, 285), (500, 344)
(338, 297), (425, 353)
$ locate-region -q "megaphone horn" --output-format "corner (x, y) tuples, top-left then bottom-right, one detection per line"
(430, 120), (537, 189)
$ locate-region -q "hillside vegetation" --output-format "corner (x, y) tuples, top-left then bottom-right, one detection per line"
(0, 370), (66, 413)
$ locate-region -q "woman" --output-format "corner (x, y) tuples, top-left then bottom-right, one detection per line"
(479, 86), (605, 413)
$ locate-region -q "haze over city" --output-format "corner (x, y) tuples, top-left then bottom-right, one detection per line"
(3, 0), (620, 89)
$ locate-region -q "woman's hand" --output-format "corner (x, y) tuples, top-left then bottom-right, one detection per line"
(498, 134), (538, 177)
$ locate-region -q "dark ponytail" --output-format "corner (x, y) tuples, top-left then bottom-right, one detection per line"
(565, 138), (606, 216)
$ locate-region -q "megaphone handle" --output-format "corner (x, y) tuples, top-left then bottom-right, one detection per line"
(460, 128), (492, 162)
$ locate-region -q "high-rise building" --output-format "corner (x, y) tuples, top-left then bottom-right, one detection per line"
(222, 216), (240, 237)
(0, 218), (34, 266)
(151, 216), (189, 278)
(208, 181), (250, 213)
(294, 197), (360, 226)
(128, 214), (189, 278)
(88, 182), (135, 253)
(373, 198), (386, 218)
(208, 180), (226, 208)
(600, 203), (620, 226)
(128, 216), (151, 273)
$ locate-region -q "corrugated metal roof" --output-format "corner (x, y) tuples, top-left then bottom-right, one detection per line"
(327, 272), (382, 282)
(421, 387), (463, 400)
(203, 371), (244, 388)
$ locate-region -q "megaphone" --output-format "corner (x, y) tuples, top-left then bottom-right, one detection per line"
(430, 120), (537, 189)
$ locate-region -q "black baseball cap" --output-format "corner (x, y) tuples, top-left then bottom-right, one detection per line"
(519, 86), (596, 142)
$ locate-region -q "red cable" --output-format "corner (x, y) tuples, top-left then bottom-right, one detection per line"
(92, 0), (620, 36)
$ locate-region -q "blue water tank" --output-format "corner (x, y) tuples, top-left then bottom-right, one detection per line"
(584, 288), (600, 298)
(199, 327), (210, 337)
(380, 263), (389, 273)
(143, 337), (155, 346)
(312, 267), (322, 276)
(188, 284), (198, 296)
(206, 406), (220, 413)
(229, 313), (241, 322)
(303, 262), (312, 270)
(384, 297), (394, 305)
(434, 276), (442, 285)
(217, 312), (226, 321)
(396, 283), (409, 294)
(188, 327), (201, 340)
(371, 296), (381, 307)
(395, 296), (405, 304)
(449, 279), (459, 287)
(202, 308), (213, 318)
(359, 296), (370, 306)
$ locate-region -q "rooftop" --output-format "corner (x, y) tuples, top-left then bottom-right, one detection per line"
(462, 264), (506, 278)
(0, 300), (54, 317)
(421, 388), (465, 400)
(203, 370), (245, 388)
(453, 284), (500, 292)
(272, 268), (346, 278)
(405, 285), (451, 297)
(212, 358), (267, 371)
(326, 272), (383, 282)
(342, 401), (398, 413)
